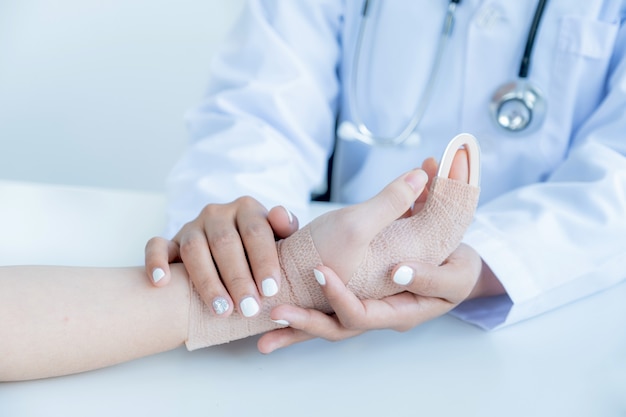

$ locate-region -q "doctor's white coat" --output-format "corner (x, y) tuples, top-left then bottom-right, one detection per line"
(167, 0), (626, 330)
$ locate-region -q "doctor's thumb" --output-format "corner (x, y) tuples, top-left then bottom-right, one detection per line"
(268, 205), (300, 239)
(144, 236), (178, 287)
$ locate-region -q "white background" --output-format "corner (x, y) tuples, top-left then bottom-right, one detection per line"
(0, 0), (244, 192)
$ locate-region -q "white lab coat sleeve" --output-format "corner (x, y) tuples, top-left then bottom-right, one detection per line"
(453, 22), (626, 329)
(164, 0), (342, 237)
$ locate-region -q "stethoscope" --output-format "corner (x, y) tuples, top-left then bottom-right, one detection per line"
(338, 0), (549, 147)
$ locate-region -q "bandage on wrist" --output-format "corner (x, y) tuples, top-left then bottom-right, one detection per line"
(186, 134), (481, 350)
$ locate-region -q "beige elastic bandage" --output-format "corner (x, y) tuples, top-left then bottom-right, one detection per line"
(187, 134), (481, 350)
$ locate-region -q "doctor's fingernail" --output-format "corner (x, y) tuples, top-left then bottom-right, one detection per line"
(283, 206), (294, 224)
(212, 297), (229, 315)
(240, 297), (260, 317)
(393, 266), (414, 286)
(152, 268), (165, 284)
(313, 268), (326, 286)
(404, 170), (428, 192)
(262, 277), (279, 297)
(271, 319), (290, 326)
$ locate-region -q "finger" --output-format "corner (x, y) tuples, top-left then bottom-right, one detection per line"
(415, 157), (439, 206)
(373, 292), (458, 331)
(144, 236), (179, 287)
(314, 265), (432, 330)
(257, 326), (316, 354)
(263, 265), (454, 351)
(179, 229), (234, 317)
(391, 244), (482, 302)
(449, 148), (469, 183)
(257, 295), (445, 354)
(421, 156), (439, 179)
(349, 168), (429, 239)
(267, 205), (299, 239)
(311, 265), (373, 330)
(416, 149), (467, 207)
(236, 201), (283, 299)
(262, 303), (363, 351)
(205, 201), (261, 318)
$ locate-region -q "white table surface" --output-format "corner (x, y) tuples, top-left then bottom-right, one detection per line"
(1, 180), (625, 417)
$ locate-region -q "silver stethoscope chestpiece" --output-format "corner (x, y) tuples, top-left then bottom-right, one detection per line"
(490, 80), (546, 134)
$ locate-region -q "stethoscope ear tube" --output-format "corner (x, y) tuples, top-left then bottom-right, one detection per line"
(340, 0), (459, 147)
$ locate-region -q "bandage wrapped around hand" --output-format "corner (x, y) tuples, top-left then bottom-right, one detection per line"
(186, 135), (481, 350)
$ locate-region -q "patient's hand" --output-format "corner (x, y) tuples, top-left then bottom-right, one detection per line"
(307, 168), (429, 283)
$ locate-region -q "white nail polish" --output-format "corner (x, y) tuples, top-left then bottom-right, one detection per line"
(212, 297), (229, 315)
(272, 319), (290, 326)
(262, 278), (279, 297)
(393, 265), (414, 285)
(283, 206), (294, 224)
(152, 268), (165, 284)
(240, 297), (260, 317)
(313, 268), (326, 286)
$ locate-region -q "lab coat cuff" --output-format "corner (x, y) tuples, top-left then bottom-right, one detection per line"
(462, 221), (542, 305)
(451, 221), (543, 330)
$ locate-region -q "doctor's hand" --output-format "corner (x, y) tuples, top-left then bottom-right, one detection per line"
(257, 244), (504, 353)
(144, 198), (299, 318)
(257, 150), (505, 353)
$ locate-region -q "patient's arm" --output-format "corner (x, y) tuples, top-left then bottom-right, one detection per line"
(0, 166), (428, 381)
(0, 264), (190, 381)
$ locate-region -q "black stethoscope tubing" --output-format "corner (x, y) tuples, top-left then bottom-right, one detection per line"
(340, 0), (549, 146)
(519, 0), (548, 78)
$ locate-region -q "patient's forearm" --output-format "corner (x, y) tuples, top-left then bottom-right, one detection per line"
(0, 264), (190, 381)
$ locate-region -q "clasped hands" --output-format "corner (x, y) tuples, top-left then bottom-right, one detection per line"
(145, 151), (502, 353)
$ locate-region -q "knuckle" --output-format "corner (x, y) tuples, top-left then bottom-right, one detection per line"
(179, 234), (207, 258)
(144, 236), (162, 252)
(240, 220), (269, 240)
(327, 333), (345, 343)
(300, 312), (345, 342)
(225, 274), (253, 289)
(199, 203), (221, 218)
(412, 268), (437, 295)
(210, 228), (240, 249)
(193, 275), (220, 300)
(236, 195), (263, 211)
(393, 323), (414, 333)
(338, 313), (366, 330)
(384, 184), (412, 214)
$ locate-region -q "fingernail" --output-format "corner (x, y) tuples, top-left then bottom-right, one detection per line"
(152, 268), (165, 284)
(283, 206), (294, 224)
(393, 265), (414, 285)
(240, 297), (260, 317)
(313, 268), (326, 286)
(405, 170), (428, 192)
(271, 319), (290, 326)
(262, 277), (279, 297)
(212, 297), (229, 315)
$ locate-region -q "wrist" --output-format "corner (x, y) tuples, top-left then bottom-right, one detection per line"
(168, 263), (191, 343)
